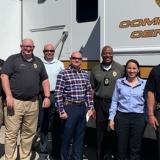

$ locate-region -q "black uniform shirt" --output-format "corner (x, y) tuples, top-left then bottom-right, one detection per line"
(0, 59), (4, 97)
(1, 53), (48, 100)
(145, 65), (160, 102)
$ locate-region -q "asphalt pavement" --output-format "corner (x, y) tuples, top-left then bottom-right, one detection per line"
(0, 126), (158, 160)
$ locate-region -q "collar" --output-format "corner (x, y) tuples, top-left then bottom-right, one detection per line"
(69, 65), (82, 73)
(121, 77), (144, 86)
(101, 61), (114, 71)
(102, 64), (112, 71)
(41, 57), (58, 64)
(20, 53), (35, 63)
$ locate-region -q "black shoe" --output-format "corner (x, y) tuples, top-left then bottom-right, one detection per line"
(104, 154), (116, 160)
(39, 152), (49, 160)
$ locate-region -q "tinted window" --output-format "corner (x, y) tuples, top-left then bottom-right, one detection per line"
(76, 0), (98, 23)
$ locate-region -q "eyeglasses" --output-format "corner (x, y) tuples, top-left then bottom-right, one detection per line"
(71, 56), (82, 61)
(44, 50), (55, 53)
(22, 45), (34, 49)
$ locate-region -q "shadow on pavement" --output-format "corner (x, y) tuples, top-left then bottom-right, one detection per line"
(85, 127), (158, 160)
(0, 126), (157, 160)
(0, 143), (4, 158)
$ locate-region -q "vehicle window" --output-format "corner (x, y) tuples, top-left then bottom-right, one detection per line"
(76, 0), (98, 23)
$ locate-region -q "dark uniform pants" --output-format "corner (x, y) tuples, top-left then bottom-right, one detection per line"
(95, 98), (117, 160)
(115, 112), (145, 160)
(0, 96), (3, 128)
(40, 92), (62, 160)
(155, 110), (160, 160)
(61, 104), (86, 160)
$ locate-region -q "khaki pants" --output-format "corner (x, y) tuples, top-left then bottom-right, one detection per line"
(4, 98), (39, 160)
(0, 96), (3, 127)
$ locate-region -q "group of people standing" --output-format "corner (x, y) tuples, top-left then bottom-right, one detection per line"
(0, 38), (93, 160)
(0, 38), (160, 160)
(91, 46), (160, 160)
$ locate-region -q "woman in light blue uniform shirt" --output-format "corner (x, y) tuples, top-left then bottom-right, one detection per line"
(108, 59), (146, 160)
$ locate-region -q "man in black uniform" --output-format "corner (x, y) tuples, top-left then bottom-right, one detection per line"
(0, 59), (4, 129)
(90, 45), (124, 160)
(145, 65), (160, 160)
(1, 38), (50, 160)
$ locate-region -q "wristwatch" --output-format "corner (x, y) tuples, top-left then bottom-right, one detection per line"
(44, 96), (50, 99)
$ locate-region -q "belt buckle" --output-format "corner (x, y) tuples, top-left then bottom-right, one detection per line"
(64, 100), (84, 106)
(74, 101), (80, 104)
(75, 100), (84, 104)
(64, 101), (69, 106)
(31, 96), (37, 102)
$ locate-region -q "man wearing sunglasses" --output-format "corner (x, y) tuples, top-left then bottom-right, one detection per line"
(39, 43), (64, 160)
(55, 51), (94, 160)
(1, 38), (50, 160)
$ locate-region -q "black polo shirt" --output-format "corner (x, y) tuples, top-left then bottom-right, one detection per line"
(0, 59), (4, 97)
(1, 53), (48, 100)
(145, 65), (160, 102)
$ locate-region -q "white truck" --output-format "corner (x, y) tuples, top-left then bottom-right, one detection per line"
(1, 0), (160, 138)
(1, 0), (160, 78)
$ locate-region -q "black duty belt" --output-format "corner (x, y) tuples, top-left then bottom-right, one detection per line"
(50, 91), (55, 94)
(14, 96), (38, 101)
(94, 96), (111, 103)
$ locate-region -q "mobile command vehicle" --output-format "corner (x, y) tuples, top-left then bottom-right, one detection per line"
(1, 0), (160, 138)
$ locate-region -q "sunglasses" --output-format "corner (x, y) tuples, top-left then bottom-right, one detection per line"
(22, 45), (35, 49)
(71, 56), (82, 60)
(44, 50), (55, 53)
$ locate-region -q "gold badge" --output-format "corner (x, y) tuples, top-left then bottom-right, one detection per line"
(113, 71), (117, 77)
(33, 63), (37, 69)
(155, 0), (160, 7)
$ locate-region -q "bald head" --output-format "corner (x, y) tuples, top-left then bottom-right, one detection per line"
(70, 51), (82, 69)
(43, 43), (55, 61)
(21, 38), (34, 46)
(101, 45), (113, 54)
(71, 51), (82, 58)
(44, 43), (55, 50)
(101, 45), (113, 65)
(20, 38), (35, 60)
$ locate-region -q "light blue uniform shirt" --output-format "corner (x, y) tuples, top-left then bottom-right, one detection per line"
(109, 77), (146, 120)
(41, 58), (64, 91)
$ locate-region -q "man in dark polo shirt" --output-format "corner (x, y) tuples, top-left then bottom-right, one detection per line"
(90, 45), (124, 160)
(1, 38), (50, 160)
(0, 59), (4, 129)
(145, 65), (160, 160)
